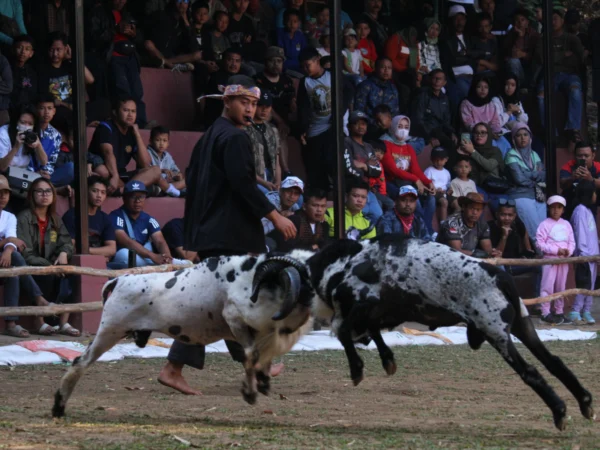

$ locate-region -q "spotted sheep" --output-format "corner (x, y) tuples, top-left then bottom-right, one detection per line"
(52, 254), (314, 418)
(252, 235), (595, 430)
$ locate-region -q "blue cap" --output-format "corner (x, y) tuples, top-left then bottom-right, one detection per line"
(398, 185), (418, 197)
(123, 180), (148, 195)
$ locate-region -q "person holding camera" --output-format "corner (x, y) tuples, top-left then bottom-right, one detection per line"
(0, 106), (47, 173)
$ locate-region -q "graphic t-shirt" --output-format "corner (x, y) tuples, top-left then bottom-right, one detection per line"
(88, 120), (138, 174)
(38, 62), (72, 105)
(303, 70), (331, 137)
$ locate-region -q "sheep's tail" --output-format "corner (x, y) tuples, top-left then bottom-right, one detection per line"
(101, 279), (119, 305)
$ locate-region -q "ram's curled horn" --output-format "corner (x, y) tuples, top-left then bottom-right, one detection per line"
(263, 256), (309, 277)
(250, 257), (310, 304)
(271, 267), (302, 321)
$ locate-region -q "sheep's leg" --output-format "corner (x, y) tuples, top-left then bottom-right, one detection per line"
(337, 304), (373, 386)
(487, 332), (568, 430)
(52, 328), (125, 418)
(256, 361), (271, 396)
(241, 348), (259, 404)
(466, 323), (486, 350)
(512, 316), (594, 421)
(226, 317), (260, 405)
(368, 327), (396, 376)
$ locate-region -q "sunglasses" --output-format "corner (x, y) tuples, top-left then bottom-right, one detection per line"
(498, 198), (516, 206)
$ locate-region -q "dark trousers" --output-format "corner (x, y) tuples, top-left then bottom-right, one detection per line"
(109, 55), (148, 127)
(167, 249), (246, 370)
(301, 129), (335, 193)
(506, 265), (542, 298)
(2, 251), (43, 322)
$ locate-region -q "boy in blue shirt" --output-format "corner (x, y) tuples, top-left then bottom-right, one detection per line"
(277, 8), (307, 73)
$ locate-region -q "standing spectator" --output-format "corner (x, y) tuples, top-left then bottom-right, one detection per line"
(297, 47), (333, 192)
(108, 180), (176, 268)
(568, 181), (597, 325)
(0, 106), (46, 173)
(9, 35), (36, 115)
(419, 18), (442, 75)
(359, 0), (389, 56)
(143, 0), (202, 71)
(536, 195), (575, 325)
(27, 0), (72, 53)
(201, 11), (231, 63)
(504, 123), (546, 239)
(277, 8), (307, 73)
(62, 176), (116, 263)
(88, 97), (179, 197)
(226, 0), (256, 47)
(424, 146), (452, 223)
(262, 176), (303, 235)
(246, 90), (281, 193)
(0, 0), (27, 48)
(437, 192), (500, 258)
(411, 69), (457, 151)
(559, 142), (600, 207)
(17, 178), (80, 336)
(356, 19), (377, 75)
(0, 174), (54, 338)
(325, 180), (376, 240)
(354, 58), (400, 123)
(342, 28), (364, 86)
(377, 185), (430, 240)
(0, 45), (12, 127)
(147, 126), (186, 193)
(201, 47), (242, 127)
(534, 9), (585, 147)
(504, 8), (539, 85)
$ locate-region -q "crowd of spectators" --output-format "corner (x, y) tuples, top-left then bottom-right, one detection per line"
(0, 0), (598, 337)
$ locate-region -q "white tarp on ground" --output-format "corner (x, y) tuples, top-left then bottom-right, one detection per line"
(0, 327), (596, 366)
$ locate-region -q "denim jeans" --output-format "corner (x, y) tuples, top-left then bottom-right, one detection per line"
(362, 191), (384, 225)
(537, 72), (583, 131)
(109, 241), (155, 269)
(109, 55), (148, 127)
(417, 193), (436, 235)
(50, 162), (74, 187)
(506, 58), (526, 84)
(2, 251), (43, 322)
(513, 197), (547, 240)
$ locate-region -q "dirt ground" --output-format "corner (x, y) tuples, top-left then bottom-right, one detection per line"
(0, 337), (598, 449)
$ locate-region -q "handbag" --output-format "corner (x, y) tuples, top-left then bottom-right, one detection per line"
(5, 166), (41, 198)
(482, 176), (511, 194)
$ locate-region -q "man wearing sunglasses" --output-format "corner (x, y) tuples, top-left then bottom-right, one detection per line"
(488, 198), (541, 297)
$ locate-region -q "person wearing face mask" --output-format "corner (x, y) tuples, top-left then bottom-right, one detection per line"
(380, 115), (436, 235)
(0, 106), (47, 175)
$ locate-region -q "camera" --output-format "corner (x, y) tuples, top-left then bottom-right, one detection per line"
(21, 130), (38, 146)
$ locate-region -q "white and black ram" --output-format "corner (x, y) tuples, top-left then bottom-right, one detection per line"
(52, 254), (314, 418)
(252, 235), (595, 430)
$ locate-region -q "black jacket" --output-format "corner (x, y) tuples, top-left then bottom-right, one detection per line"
(410, 87), (454, 139)
(440, 33), (483, 82)
(0, 54), (13, 112)
(85, 4), (139, 57)
(184, 117), (275, 254)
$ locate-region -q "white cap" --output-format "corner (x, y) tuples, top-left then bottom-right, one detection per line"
(449, 5), (467, 17)
(344, 28), (357, 36)
(547, 195), (566, 207)
(281, 176), (304, 192)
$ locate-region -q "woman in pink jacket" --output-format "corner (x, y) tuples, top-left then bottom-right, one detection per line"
(459, 74), (511, 156)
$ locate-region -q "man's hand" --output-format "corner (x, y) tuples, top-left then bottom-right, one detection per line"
(354, 161), (368, 170)
(132, 123), (141, 135)
(149, 253), (165, 265)
(490, 248), (502, 258)
(39, 170), (51, 179)
(0, 249), (12, 268)
(575, 166), (593, 181)
(54, 252), (69, 266)
(9, 238), (26, 252)
(161, 253), (173, 264)
(108, 176), (120, 195)
(415, 180), (425, 195)
(501, 226), (512, 237)
(273, 214), (296, 240)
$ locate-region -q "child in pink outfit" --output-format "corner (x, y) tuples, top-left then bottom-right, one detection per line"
(535, 195), (575, 325)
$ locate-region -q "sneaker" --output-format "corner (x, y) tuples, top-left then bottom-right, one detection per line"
(171, 63), (194, 73)
(567, 311), (583, 324)
(541, 313), (563, 325)
(172, 258), (192, 266)
(556, 314), (572, 325)
(431, 232), (438, 241)
(582, 312), (596, 325)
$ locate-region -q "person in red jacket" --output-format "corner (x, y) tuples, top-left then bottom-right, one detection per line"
(385, 27), (422, 88)
(356, 19), (377, 74)
(380, 115), (436, 234)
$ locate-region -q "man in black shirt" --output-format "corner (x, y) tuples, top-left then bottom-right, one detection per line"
(10, 35), (37, 115)
(201, 47), (242, 127)
(158, 77), (296, 395)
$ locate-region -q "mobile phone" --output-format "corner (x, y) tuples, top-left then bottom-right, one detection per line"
(576, 158), (586, 168)
(461, 133), (471, 144)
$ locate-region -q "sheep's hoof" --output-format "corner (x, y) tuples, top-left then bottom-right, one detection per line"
(383, 360), (397, 376)
(352, 374), (364, 386)
(52, 391), (65, 418)
(553, 409), (567, 431)
(242, 391), (257, 405)
(581, 403), (594, 421)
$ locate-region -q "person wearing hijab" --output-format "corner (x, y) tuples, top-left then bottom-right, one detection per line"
(457, 121), (504, 185)
(459, 74), (511, 156)
(491, 73), (529, 135)
(419, 18), (442, 75)
(504, 122), (546, 238)
(380, 115), (436, 234)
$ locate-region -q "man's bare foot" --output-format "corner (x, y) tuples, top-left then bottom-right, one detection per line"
(158, 362), (202, 395)
(270, 363), (284, 377)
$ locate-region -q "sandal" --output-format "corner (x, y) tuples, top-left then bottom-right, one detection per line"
(37, 323), (56, 336)
(3, 325), (30, 338)
(59, 323), (81, 337)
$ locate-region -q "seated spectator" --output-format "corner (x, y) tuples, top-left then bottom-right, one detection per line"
(504, 8), (539, 86)
(0, 0), (27, 47)
(202, 10), (231, 63)
(147, 126), (186, 194)
(369, 141), (391, 209)
(10, 35), (36, 115)
(472, 13), (498, 73)
(305, 4), (329, 46)
(297, 47), (333, 192)
(316, 30), (331, 57)
(344, 110), (388, 223)
(277, 8), (307, 73)
(34, 94), (73, 187)
(62, 176), (116, 263)
(377, 185), (430, 240)
(0, 43), (11, 127)
(477, 0), (510, 38)
(342, 28), (365, 86)
(0, 174), (53, 338)
(380, 115), (436, 234)
(356, 19), (377, 75)
(0, 106), (47, 173)
(88, 97), (181, 197)
(271, 187), (329, 252)
(418, 18), (442, 75)
(162, 217), (199, 263)
(354, 58), (400, 124)
(262, 176), (303, 235)
(359, 0), (390, 56)
(202, 47), (242, 127)
(559, 142), (600, 209)
(143, 0), (202, 71)
(17, 178), (80, 336)
(424, 146), (452, 223)
(247, 90), (281, 193)
(109, 180), (176, 268)
(534, 9), (585, 147)
(488, 198), (541, 296)
(437, 192), (500, 258)
(274, 0), (307, 31)
(191, 2), (211, 54)
(227, 0), (266, 66)
(504, 123), (546, 239)
(411, 69), (457, 151)
(26, 0), (71, 54)
(385, 26), (421, 88)
(450, 156), (478, 210)
(459, 74), (511, 156)
(492, 73), (529, 136)
(325, 180), (376, 240)
(364, 103), (392, 141)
